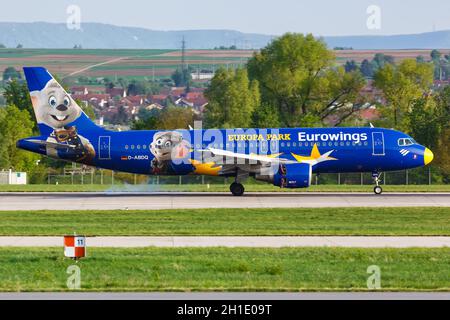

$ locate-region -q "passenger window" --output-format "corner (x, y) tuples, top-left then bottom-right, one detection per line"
(125, 145), (129, 150)
(398, 139), (405, 146)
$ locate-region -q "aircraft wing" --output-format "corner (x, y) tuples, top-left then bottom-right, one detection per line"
(199, 148), (297, 165)
(198, 147), (336, 168)
(25, 139), (76, 149)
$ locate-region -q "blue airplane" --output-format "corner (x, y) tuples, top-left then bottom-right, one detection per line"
(17, 67), (434, 195)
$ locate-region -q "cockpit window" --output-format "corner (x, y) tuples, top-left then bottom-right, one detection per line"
(398, 138), (415, 146)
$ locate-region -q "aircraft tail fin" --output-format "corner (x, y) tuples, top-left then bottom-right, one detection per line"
(23, 67), (102, 136)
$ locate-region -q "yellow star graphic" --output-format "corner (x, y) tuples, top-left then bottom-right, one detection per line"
(291, 143), (337, 163)
(190, 159), (222, 176)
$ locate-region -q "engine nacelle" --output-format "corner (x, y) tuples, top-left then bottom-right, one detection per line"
(255, 163), (312, 188)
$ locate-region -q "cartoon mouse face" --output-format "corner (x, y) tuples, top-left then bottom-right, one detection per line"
(31, 80), (81, 129)
(150, 131), (184, 161)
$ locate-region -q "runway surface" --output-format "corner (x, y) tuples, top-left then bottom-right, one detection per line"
(1, 236), (450, 248)
(0, 192), (449, 210)
(1, 292), (450, 300)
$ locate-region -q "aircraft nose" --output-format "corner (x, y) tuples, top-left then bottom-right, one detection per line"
(424, 148), (434, 165)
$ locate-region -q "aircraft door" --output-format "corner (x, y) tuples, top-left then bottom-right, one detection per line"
(372, 132), (385, 156)
(98, 136), (111, 160)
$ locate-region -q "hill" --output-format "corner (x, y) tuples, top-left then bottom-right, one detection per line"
(1, 22), (450, 49)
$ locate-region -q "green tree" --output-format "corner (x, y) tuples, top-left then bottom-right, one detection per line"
(3, 80), (35, 130)
(171, 68), (191, 87)
(0, 44), (6, 48)
(204, 68), (260, 128)
(251, 103), (281, 128)
(431, 49), (441, 62)
(429, 87), (450, 181)
(407, 92), (450, 182)
(247, 33), (334, 126)
(416, 55), (426, 64)
(157, 106), (195, 130)
(374, 59), (434, 129)
(77, 100), (96, 120)
(127, 80), (159, 96)
(372, 53), (395, 70)
(2, 67), (21, 81)
(344, 60), (358, 73)
(360, 59), (374, 78)
(0, 105), (38, 171)
(408, 98), (442, 149)
(132, 108), (162, 130)
(112, 106), (129, 125)
(103, 78), (115, 89)
(316, 68), (366, 126)
(247, 33), (365, 127)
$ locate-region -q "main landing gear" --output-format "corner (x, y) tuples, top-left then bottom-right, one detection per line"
(230, 169), (247, 196)
(372, 172), (383, 195)
(230, 182), (245, 196)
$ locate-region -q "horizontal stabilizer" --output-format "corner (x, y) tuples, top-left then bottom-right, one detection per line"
(25, 139), (76, 149)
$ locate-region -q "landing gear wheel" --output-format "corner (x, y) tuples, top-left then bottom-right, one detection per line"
(374, 186), (383, 195)
(230, 182), (245, 196)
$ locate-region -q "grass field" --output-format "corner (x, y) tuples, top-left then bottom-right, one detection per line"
(2, 48), (448, 82)
(0, 48), (252, 81)
(0, 184), (449, 193)
(0, 247), (449, 292)
(1, 207), (449, 236)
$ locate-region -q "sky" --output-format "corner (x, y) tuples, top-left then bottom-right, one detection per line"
(1, 0), (450, 36)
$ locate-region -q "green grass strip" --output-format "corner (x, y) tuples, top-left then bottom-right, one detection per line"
(1, 207), (449, 236)
(0, 247), (449, 292)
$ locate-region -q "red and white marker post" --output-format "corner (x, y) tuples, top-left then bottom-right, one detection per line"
(64, 235), (86, 260)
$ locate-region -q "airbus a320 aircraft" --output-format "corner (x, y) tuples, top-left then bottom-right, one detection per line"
(17, 67), (434, 195)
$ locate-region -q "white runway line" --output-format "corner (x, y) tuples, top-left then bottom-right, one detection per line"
(1, 236), (450, 248)
(0, 192), (449, 210)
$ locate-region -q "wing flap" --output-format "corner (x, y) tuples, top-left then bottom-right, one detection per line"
(199, 148), (297, 165)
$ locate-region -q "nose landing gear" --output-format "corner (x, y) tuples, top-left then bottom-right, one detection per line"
(372, 172), (383, 195)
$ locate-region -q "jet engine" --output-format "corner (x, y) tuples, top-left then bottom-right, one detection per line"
(255, 163), (312, 188)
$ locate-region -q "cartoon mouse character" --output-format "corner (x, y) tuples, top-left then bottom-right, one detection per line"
(150, 131), (190, 174)
(30, 79), (95, 164)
